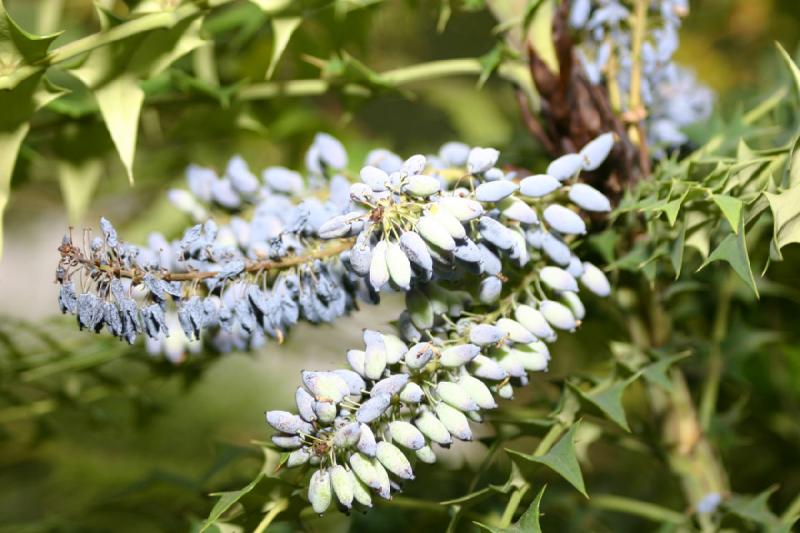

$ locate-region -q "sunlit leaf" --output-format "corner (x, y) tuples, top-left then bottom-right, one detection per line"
(764, 183), (800, 261)
(776, 42), (800, 101)
(507, 422), (587, 498)
(266, 17), (302, 79)
(712, 194), (743, 233)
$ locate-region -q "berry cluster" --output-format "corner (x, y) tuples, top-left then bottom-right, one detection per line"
(570, 0), (713, 149)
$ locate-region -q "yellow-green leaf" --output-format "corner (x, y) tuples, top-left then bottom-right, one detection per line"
(92, 75), (144, 184)
(712, 194), (743, 234)
(776, 42), (800, 101)
(266, 17), (301, 79)
(764, 183), (800, 261)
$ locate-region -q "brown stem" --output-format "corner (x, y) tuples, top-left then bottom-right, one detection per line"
(64, 238), (355, 284)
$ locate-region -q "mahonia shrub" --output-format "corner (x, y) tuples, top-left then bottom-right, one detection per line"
(10, 0), (796, 530)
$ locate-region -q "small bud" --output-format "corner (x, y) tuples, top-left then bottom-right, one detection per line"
(438, 196), (484, 221)
(371, 374), (410, 397)
(405, 342), (434, 369)
(540, 266), (579, 293)
(415, 445), (437, 464)
(358, 423), (378, 456)
(579, 132), (614, 171)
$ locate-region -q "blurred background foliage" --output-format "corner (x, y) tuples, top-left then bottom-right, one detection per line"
(0, 0), (799, 532)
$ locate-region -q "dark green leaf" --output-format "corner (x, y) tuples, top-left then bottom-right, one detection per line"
(202, 473), (264, 531)
(507, 422), (587, 498)
(698, 217), (759, 297)
(474, 485), (546, 533)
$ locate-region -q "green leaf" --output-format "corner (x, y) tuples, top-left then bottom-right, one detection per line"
(641, 353), (690, 392)
(776, 42), (800, 101)
(525, 0), (558, 73)
(477, 43), (507, 88)
(266, 17), (302, 79)
(725, 487), (781, 529)
(764, 183), (800, 261)
(507, 422), (587, 498)
(712, 194), (743, 233)
(0, 0), (61, 89)
(93, 75), (144, 184)
(70, 13), (205, 183)
(699, 217), (759, 297)
(475, 485), (546, 533)
(202, 473), (264, 532)
(571, 374), (640, 432)
(782, 134), (800, 188)
(671, 222), (686, 278)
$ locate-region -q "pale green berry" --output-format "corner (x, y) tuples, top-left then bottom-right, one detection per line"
(436, 381), (479, 411)
(369, 240), (390, 290)
(435, 403), (472, 440)
(439, 343), (480, 367)
(376, 441), (414, 480)
(431, 205), (466, 239)
(438, 196), (484, 221)
(471, 354), (508, 381)
(352, 476), (373, 507)
(514, 304), (557, 342)
(347, 349), (367, 377)
(458, 374), (498, 409)
(308, 469), (332, 515)
(414, 410), (452, 445)
(382, 334), (408, 364)
(497, 382), (514, 399)
(417, 215), (456, 251)
(399, 382), (424, 403)
(562, 291), (585, 320)
(415, 445), (437, 464)
(389, 420), (426, 450)
(349, 452), (381, 490)
(287, 448), (310, 467)
(406, 289), (434, 330)
(497, 318), (536, 344)
(386, 241), (411, 290)
(330, 465), (355, 509)
(540, 300), (577, 331)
